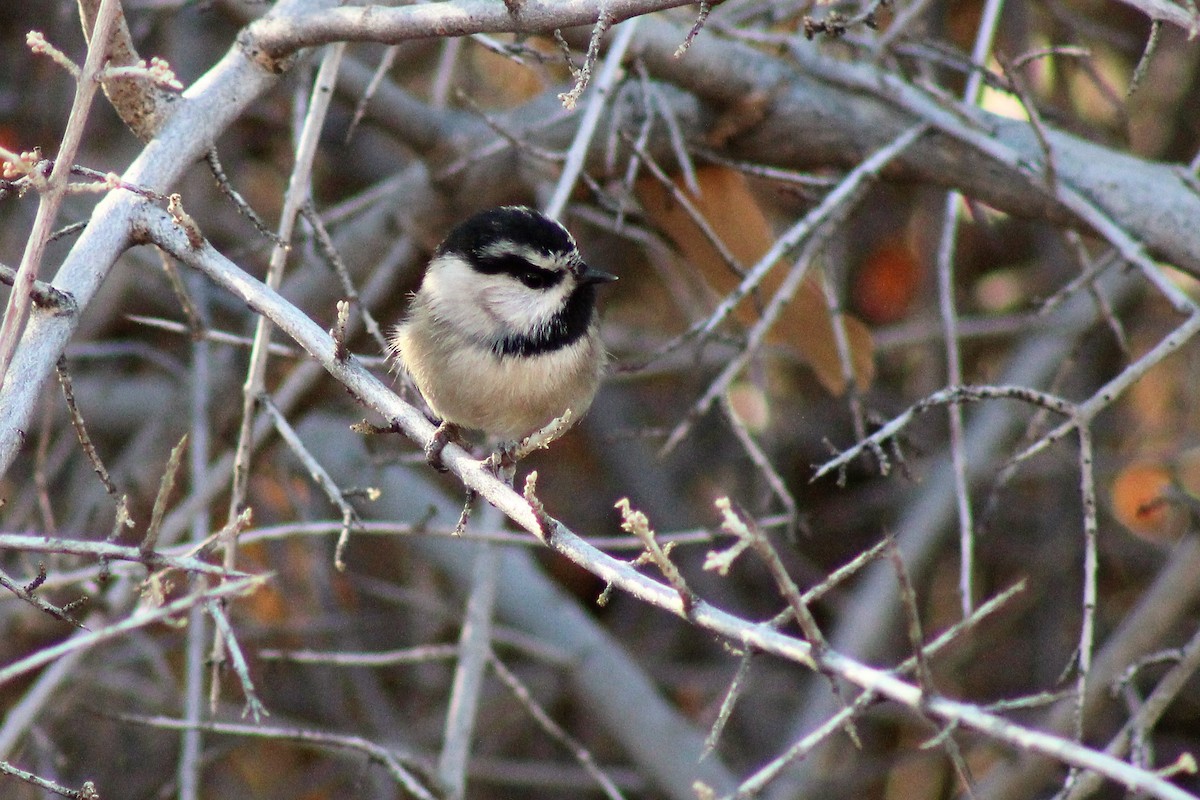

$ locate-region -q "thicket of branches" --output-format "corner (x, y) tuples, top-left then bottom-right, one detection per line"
(2, 1), (1200, 799)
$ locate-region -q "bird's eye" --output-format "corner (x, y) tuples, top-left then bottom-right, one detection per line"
(474, 252), (563, 289)
(518, 269), (553, 290)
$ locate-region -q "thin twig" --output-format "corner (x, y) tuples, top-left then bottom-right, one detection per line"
(299, 202), (388, 353)
(141, 434), (189, 554)
(611, 70), (654, 228)
(557, 3), (617, 111)
(0, 576), (264, 688)
(117, 714), (437, 800)
(489, 650), (627, 800)
(0, 0), (123, 391)
(691, 149), (837, 191)
(1128, 19), (1162, 95)
(1009, 45), (1093, 70)
(438, 94), (569, 179)
(258, 643), (460, 665)
(438, 534), (501, 800)
(718, 395), (801, 541)
(674, 0), (712, 57)
(216, 43), (346, 703)
(933, 0), (1005, 620)
(204, 148), (284, 246)
(703, 647), (753, 758)
(1057, 234), (1130, 354)
(125, 314), (325, 361)
(814, 384), (1077, 481)
(996, 51), (1058, 190)
(430, 37), (463, 110)
(206, 599), (268, 722)
(0, 761), (97, 800)
(0, 530), (260, 589)
(55, 356), (118, 496)
(888, 538), (978, 795)
(1064, 425), (1100, 793)
(156, 249), (204, 337)
(817, 266), (873, 458)
(545, 14), (639, 219)
(615, 498), (698, 613)
(887, 539), (935, 694)
(345, 45), (399, 141)
(0, 564), (86, 628)
(259, 394), (362, 571)
(933, 192), (975, 616)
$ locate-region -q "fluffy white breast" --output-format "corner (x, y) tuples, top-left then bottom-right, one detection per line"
(391, 310), (604, 440)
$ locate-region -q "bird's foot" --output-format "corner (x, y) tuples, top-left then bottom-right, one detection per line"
(482, 441), (520, 485)
(425, 421), (462, 473)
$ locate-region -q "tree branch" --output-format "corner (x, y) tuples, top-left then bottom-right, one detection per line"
(139, 201), (1197, 800)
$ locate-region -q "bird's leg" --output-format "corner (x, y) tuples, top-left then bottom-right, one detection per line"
(498, 441), (519, 473)
(497, 441), (519, 484)
(453, 487), (478, 535)
(425, 421), (463, 472)
(481, 441), (520, 485)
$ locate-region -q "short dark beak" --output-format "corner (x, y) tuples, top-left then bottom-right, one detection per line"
(581, 264), (618, 285)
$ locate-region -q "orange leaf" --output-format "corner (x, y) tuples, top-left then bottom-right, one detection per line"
(852, 238), (922, 325)
(1110, 459), (1188, 545)
(637, 165), (874, 394)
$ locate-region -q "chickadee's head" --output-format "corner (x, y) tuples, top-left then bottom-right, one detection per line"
(419, 206), (617, 355)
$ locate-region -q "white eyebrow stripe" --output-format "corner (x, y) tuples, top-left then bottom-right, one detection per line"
(478, 242), (571, 273)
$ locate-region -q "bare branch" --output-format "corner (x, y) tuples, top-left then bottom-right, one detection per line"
(117, 714), (437, 800)
(0, 575), (264, 688)
(0, 761), (97, 800)
(0, 261), (76, 315)
(0, 563), (86, 628)
(138, 204), (1199, 800)
(0, 0), (123, 390)
(438, 533), (501, 800)
(248, 0), (701, 58)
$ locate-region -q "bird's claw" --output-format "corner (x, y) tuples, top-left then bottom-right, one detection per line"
(425, 422), (461, 473)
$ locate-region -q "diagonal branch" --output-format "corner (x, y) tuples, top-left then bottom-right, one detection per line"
(139, 201), (1197, 800)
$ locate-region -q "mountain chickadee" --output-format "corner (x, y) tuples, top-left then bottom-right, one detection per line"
(390, 206), (617, 467)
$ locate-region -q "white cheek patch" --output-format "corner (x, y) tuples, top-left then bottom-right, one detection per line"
(424, 257), (476, 300)
(424, 259), (500, 340)
(421, 251), (578, 346)
(480, 281), (572, 330)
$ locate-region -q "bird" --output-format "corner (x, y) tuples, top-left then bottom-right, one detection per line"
(389, 206), (617, 468)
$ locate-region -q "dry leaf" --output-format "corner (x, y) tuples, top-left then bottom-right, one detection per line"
(852, 238), (922, 325)
(1110, 459), (1189, 545)
(637, 164), (875, 394)
(79, 0), (178, 140)
(465, 42), (549, 108)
